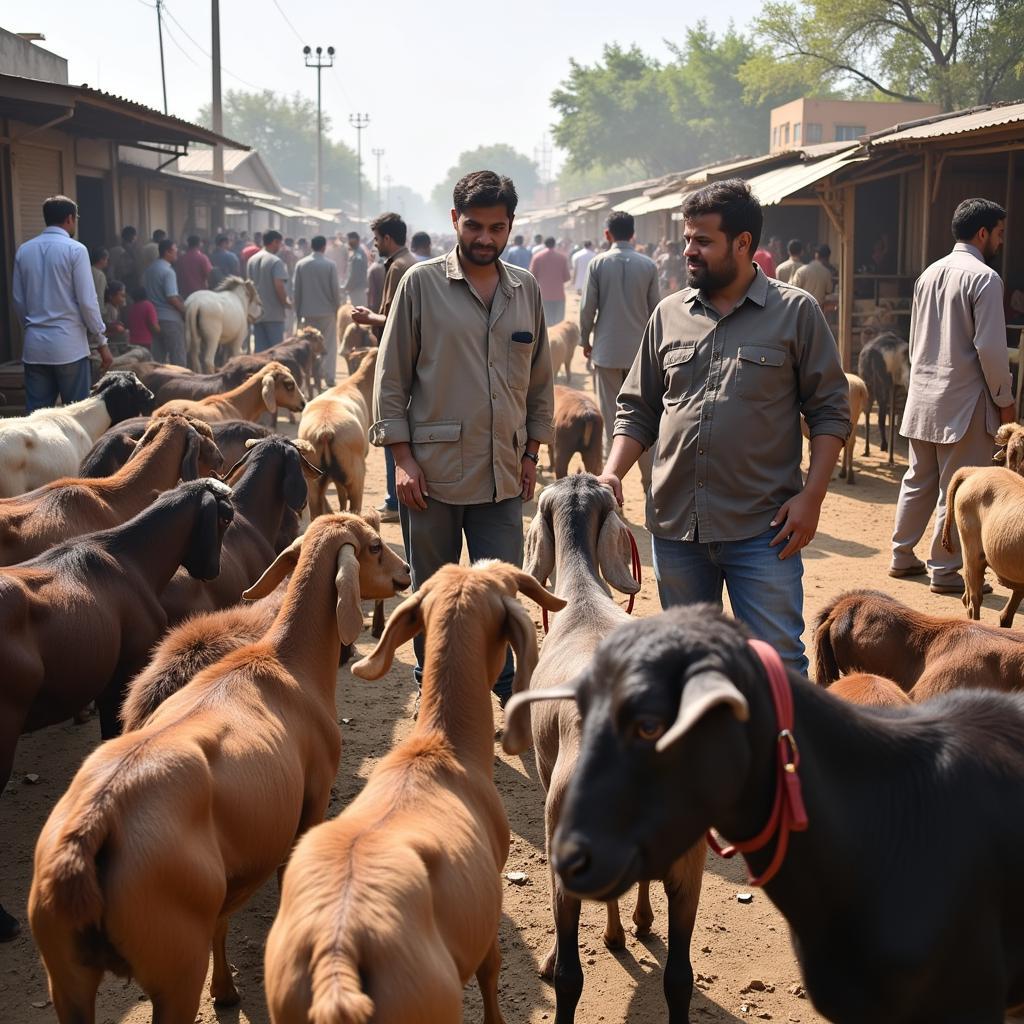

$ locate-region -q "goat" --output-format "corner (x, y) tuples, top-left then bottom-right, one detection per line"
(801, 373), (868, 484)
(993, 421), (1024, 475)
(504, 474), (703, 1022)
(812, 589), (1024, 701)
(299, 348), (377, 514)
(548, 320), (580, 384)
(266, 326), (326, 399)
(943, 465), (1024, 624)
(549, 385), (603, 478)
(336, 301), (355, 344)
(0, 371), (154, 498)
(28, 513), (410, 1023)
(857, 331), (909, 464)
(522, 604), (1024, 1024)
(340, 321), (376, 377)
(158, 436), (320, 625)
(80, 418), (271, 478)
(154, 361), (305, 423)
(827, 672), (912, 707)
(263, 560), (564, 1024)
(0, 414), (221, 566)
(0, 479), (233, 939)
(149, 361), (258, 406)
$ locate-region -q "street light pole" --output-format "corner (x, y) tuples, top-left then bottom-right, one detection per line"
(371, 147), (385, 211)
(211, 0), (223, 183)
(349, 113), (370, 224)
(303, 44), (335, 211)
(155, 0), (168, 114)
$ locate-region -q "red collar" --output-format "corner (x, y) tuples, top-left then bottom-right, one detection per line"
(541, 527), (642, 634)
(706, 638), (809, 887)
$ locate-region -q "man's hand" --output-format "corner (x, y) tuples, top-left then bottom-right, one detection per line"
(1000, 403), (1017, 425)
(583, 344), (593, 360)
(596, 471), (623, 506)
(351, 305), (374, 325)
(521, 457), (537, 501)
(395, 453), (429, 510)
(770, 488), (825, 560)
(98, 345), (114, 370)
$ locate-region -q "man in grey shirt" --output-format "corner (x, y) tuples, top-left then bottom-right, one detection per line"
(599, 180), (849, 674)
(580, 210), (661, 491)
(294, 234), (342, 385)
(247, 229), (291, 351)
(143, 238), (187, 366)
(343, 230), (368, 306)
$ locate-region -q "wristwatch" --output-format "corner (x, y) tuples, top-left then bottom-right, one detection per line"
(523, 451), (539, 464)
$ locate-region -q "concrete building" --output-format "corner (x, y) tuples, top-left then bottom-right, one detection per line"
(769, 98), (942, 153)
(0, 28), (67, 84)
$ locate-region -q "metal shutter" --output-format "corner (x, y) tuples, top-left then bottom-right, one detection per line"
(14, 145), (62, 244)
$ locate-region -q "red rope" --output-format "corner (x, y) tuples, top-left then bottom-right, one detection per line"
(705, 639), (809, 888)
(542, 526), (643, 634)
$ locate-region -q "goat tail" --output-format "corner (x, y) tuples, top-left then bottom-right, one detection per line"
(581, 417), (593, 450)
(942, 467), (971, 553)
(308, 945), (374, 1024)
(811, 605), (842, 686)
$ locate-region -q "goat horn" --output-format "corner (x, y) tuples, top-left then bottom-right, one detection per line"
(501, 687), (577, 756)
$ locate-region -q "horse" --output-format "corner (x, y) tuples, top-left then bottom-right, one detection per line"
(185, 276), (263, 373)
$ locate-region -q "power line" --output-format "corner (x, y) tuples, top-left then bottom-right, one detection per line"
(161, 4), (263, 90)
(160, 18), (202, 68)
(268, 0), (306, 45)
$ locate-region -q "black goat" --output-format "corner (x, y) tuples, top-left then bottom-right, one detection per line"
(857, 331), (909, 465)
(508, 605), (1024, 1023)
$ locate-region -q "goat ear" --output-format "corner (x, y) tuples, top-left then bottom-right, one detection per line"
(995, 423), (1017, 447)
(501, 686), (578, 756)
(334, 541), (364, 645)
(360, 507), (382, 531)
(511, 568), (566, 613)
(261, 374), (277, 414)
(1010, 434), (1024, 475)
(597, 511), (641, 595)
(243, 535), (303, 599)
(523, 511), (555, 584)
(283, 447), (309, 511)
(503, 595), (539, 697)
(180, 429), (201, 481)
(656, 671), (749, 753)
(351, 592), (423, 680)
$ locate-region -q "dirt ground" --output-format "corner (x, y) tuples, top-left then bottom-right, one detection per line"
(4, 307), (1010, 1024)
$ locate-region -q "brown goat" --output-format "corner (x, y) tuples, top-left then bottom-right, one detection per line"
(827, 673), (912, 708)
(149, 362), (258, 406)
(336, 301), (355, 343)
(0, 415), (222, 566)
(155, 361), (305, 423)
(548, 320), (580, 384)
(812, 588), (1024, 701)
(549, 385), (603, 478)
(993, 422), (1024, 475)
(263, 560), (564, 1024)
(299, 348), (377, 514)
(29, 513), (411, 1024)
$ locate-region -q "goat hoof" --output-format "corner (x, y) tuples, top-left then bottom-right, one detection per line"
(603, 925), (626, 950)
(0, 905), (20, 942)
(212, 987), (241, 1008)
(632, 918), (654, 938)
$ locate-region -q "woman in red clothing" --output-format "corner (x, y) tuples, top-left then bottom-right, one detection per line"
(126, 286), (159, 349)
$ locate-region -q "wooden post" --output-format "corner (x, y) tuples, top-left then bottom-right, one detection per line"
(1003, 149), (1016, 281)
(840, 184), (856, 371)
(921, 151), (932, 269)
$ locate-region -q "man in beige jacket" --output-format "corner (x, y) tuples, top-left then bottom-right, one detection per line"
(891, 198), (1013, 593)
(371, 170), (554, 704)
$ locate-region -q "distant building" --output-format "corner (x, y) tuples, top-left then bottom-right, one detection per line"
(769, 98), (943, 153)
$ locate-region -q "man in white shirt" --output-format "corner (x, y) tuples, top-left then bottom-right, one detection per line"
(572, 239), (596, 293)
(12, 195), (112, 412)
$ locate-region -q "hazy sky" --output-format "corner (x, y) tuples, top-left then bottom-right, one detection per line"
(31, 0), (763, 198)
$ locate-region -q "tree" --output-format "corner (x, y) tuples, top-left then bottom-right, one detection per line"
(743, 0), (1024, 111)
(430, 145), (541, 212)
(197, 90), (365, 206)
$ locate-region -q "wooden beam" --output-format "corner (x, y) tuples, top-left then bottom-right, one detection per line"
(1004, 149), (1016, 280)
(930, 153), (947, 203)
(840, 184), (856, 371)
(921, 150), (932, 268)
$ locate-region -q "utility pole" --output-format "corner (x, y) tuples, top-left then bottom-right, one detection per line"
(211, 0), (223, 191)
(155, 0), (168, 114)
(349, 113), (370, 224)
(304, 45), (335, 211)
(371, 148), (385, 211)
(384, 173), (392, 208)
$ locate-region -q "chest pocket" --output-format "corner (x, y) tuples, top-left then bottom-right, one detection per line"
(506, 330), (535, 391)
(737, 345), (789, 400)
(662, 341), (698, 406)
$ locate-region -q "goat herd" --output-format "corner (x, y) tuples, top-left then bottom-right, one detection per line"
(5, 320), (1024, 1024)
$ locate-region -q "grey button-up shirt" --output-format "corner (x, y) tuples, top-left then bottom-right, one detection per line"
(901, 242), (1013, 444)
(579, 242), (661, 369)
(615, 266), (850, 543)
(371, 248), (554, 505)
(294, 251), (341, 319)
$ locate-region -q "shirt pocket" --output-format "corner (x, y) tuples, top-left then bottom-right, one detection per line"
(506, 330), (535, 391)
(411, 421), (463, 484)
(737, 345), (789, 400)
(662, 341), (698, 406)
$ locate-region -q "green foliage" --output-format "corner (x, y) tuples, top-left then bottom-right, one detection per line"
(745, 0), (1024, 110)
(430, 144), (541, 212)
(197, 90), (365, 206)
(557, 160), (649, 201)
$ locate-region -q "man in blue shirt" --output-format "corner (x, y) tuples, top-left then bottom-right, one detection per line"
(504, 233), (532, 270)
(144, 239), (187, 366)
(12, 195), (112, 411)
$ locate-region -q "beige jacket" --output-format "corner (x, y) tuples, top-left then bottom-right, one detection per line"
(371, 248), (554, 505)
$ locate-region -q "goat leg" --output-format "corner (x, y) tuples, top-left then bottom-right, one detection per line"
(475, 935), (507, 1024)
(550, 876), (585, 1024)
(603, 900), (626, 949)
(209, 915), (241, 1007)
(662, 848), (704, 1024)
(371, 599), (385, 638)
(1000, 588), (1024, 628)
(632, 880), (654, 937)
(863, 404), (871, 456)
(888, 385), (897, 466)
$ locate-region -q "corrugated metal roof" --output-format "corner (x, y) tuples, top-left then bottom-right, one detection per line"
(630, 191), (687, 216)
(743, 149), (865, 206)
(868, 101), (1024, 145)
(611, 194), (651, 214)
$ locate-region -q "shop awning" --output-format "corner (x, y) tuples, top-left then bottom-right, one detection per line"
(611, 194), (651, 214)
(743, 148), (864, 206)
(631, 191), (686, 216)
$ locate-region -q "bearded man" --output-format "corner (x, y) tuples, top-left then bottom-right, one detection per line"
(597, 178), (849, 674)
(371, 169), (554, 705)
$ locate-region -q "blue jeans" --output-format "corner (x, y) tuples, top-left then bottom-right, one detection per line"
(253, 320), (285, 352)
(24, 358), (92, 412)
(384, 447), (398, 511)
(652, 528), (808, 676)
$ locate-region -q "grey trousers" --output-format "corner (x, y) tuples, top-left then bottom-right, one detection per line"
(891, 394), (996, 582)
(594, 364), (653, 492)
(153, 319), (187, 367)
(399, 495), (523, 701)
(301, 313), (337, 387)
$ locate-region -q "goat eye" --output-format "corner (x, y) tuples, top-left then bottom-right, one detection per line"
(370, 542), (382, 554)
(634, 719), (665, 743)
